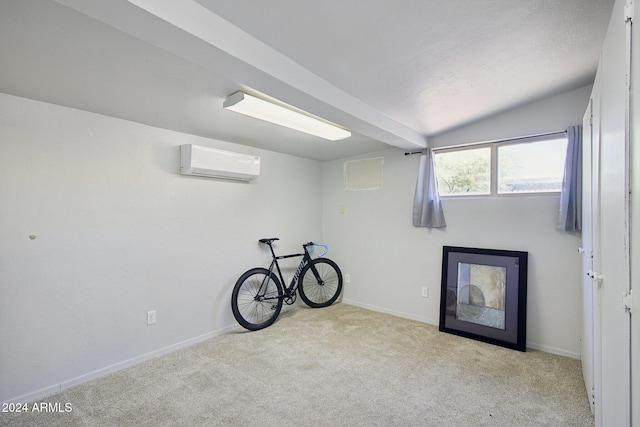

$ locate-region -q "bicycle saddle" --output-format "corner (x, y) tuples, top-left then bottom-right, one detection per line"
(259, 238), (279, 244)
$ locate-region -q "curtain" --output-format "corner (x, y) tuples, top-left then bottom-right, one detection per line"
(413, 148), (446, 228)
(557, 125), (582, 231)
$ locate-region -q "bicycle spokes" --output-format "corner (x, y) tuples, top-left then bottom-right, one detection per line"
(231, 268), (283, 330)
(298, 258), (343, 309)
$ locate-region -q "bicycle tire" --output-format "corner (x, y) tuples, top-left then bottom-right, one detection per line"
(231, 268), (283, 330)
(299, 258), (343, 308)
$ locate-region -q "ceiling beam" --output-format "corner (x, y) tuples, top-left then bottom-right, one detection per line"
(53, 0), (427, 150)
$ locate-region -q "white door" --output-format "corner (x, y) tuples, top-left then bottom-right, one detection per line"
(585, 71), (605, 423)
(630, 0), (639, 423)
(595, 0), (632, 423)
(581, 98), (597, 415)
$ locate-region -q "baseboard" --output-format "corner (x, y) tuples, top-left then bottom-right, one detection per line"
(341, 299), (440, 326)
(2, 384), (64, 407)
(2, 323), (240, 405)
(342, 300), (581, 360)
(525, 342), (580, 359)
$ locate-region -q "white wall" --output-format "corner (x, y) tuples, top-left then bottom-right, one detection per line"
(322, 86), (589, 358)
(0, 93), (323, 403)
(429, 85), (593, 148)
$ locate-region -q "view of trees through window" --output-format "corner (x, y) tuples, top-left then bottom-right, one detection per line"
(434, 136), (568, 196)
(433, 147), (491, 195)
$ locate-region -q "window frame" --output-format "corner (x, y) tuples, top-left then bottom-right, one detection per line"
(433, 133), (567, 198)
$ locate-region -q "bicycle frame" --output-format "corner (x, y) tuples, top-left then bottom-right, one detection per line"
(261, 242), (323, 301)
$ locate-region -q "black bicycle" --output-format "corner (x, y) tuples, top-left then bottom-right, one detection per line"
(231, 238), (343, 330)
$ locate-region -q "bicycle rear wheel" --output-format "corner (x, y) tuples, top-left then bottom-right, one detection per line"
(299, 258), (343, 308)
(231, 268), (283, 330)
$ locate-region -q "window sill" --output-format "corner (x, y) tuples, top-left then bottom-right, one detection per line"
(440, 191), (561, 200)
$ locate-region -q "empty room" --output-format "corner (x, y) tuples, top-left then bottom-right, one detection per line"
(1, 0), (638, 426)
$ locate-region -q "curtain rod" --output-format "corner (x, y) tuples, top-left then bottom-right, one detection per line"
(404, 130), (567, 156)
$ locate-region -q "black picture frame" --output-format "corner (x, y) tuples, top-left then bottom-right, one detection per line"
(439, 246), (528, 352)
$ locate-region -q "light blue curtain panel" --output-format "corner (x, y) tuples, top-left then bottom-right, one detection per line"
(413, 148), (446, 228)
(557, 125), (582, 231)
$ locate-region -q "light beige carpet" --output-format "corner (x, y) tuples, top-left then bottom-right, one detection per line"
(1, 303), (593, 426)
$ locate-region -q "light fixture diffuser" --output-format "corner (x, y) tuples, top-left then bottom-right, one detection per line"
(223, 91), (351, 141)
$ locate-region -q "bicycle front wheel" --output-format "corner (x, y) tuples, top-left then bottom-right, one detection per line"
(231, 268), (283, 330)
(299, 258), (343, 308)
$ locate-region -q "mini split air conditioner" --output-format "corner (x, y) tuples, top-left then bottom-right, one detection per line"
(180, 144), (260, 181)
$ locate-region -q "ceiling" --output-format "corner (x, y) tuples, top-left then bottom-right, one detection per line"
(0, 0), (614, 161)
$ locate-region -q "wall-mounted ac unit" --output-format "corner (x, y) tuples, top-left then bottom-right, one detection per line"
(180, 144), (260, 181)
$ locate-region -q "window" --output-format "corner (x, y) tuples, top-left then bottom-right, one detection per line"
(433, 147), (491, 196)
(434, 135), (567, 196)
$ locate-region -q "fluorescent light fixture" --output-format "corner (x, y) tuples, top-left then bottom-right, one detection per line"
(223, 91), (351, 141)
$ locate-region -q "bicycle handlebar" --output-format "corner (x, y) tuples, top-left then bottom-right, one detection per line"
(259, 238), (329, 257)
(306, 242), (329, 257)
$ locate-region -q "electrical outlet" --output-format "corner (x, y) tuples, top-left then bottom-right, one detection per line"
(421, 287), (429, 298)
(147, 310), (157, 325)
(345, 274), (351, 283)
